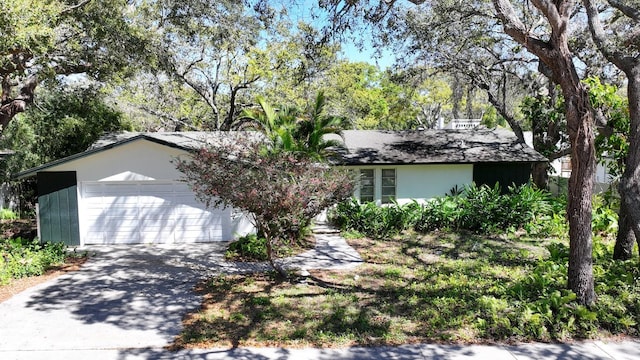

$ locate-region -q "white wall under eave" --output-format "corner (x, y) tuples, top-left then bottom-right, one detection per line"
(396, 164), (472, 204)
(44, 139), (190, 182)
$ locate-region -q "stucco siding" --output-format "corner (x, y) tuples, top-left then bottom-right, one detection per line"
(42, 140), (189, 182)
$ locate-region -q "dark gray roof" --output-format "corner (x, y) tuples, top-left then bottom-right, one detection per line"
(15, 129), (545, 179)
(331, 129), (547, 165)
(87, 131), (254, 150)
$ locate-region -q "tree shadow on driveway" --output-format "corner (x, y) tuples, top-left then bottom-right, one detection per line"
(4, 244), (235, 350)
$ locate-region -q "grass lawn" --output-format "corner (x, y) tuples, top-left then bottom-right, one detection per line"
(174, 231), (640, 348)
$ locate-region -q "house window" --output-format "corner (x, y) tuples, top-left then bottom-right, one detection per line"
(381, 169), (396, 204)
(359, 169), (374, 202)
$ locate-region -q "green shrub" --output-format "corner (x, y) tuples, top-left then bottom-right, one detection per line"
(457, 183), (506, 232)
(416, 183), (559, 235)
(0, 238), (67, 285)
(225, 234), (268, 261)
(329, 199), (420, 238)
(328, 183), (616, 238)
(415, 196), (462, 232)
(0, 208), (18, 220)
(591, 195), (618, 234)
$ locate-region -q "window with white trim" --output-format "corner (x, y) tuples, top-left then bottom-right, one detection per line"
(381, 168), (396, 204)
(359, 169), (374, 203)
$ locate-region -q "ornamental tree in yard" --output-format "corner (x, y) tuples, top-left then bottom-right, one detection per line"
(176, 135), (355, 276)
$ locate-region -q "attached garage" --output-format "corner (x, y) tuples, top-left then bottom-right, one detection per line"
(17, 132), (254, 246)
(81, 182), (232, 244)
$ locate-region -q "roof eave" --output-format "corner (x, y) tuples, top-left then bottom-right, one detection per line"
(336, 159), (548, 166)
(13, 134), (193, 180)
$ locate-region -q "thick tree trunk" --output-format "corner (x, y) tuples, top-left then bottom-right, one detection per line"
(532, 162), (550, 190)
(563, 83), (597, 305)
(618, 67), (640, 259)
(582, 0), (640, 259)
(0, 76), (38, 133)
(492, 0), (597, 306)
(614, 200), (637, 260)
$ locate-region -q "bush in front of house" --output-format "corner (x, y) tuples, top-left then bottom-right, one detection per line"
(0, 237), (67, 285)
(331, 184), (565, 237)
(225, 234), (269, 262)
(177, 135), (354, 276)
(0, 208), (19, 220)
(329, 198), (421, 238)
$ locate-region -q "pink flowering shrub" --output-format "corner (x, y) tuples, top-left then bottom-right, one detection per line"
(176, 135), (355, 274)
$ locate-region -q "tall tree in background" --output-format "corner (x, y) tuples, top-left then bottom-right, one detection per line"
(318, 0), (597, 305)
(239, 92), (345, 158)
(122, 1), (341, 131)
(0, 83), (130, 212)
(583, 0), (640, 260)
(0, 84), (130, 174)
(0, 0), (147, 133)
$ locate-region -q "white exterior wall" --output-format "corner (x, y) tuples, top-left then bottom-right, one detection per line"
(45, 140), (189, 182)
(353, 164), (473, 205)
(43, 139), (254, 245)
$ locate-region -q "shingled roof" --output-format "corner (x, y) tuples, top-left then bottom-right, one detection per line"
(16, 129), (546, 179)
(87, 131), (254, 150)
(331, 129), (547, 165)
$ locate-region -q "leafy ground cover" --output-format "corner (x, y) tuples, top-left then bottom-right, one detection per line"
(0, 217), (88, 296)
(0, 237), (68, 285)
(0, 256), (86, 302)
(225, 233), (316, 262)
(175, 231), (639, 348)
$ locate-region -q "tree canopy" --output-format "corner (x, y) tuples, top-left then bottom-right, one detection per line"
(0, 0), (148, 131)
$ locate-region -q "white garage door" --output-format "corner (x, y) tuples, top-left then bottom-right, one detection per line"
(81, 182), (231, 244)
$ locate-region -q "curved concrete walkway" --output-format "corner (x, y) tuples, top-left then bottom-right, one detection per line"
(159, 221), (363, 276)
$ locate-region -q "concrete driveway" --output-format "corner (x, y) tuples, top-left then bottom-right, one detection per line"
(3, 240), (638, 359)
(0, 243), (234, 356)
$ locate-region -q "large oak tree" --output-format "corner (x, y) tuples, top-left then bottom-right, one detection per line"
(0, 0), (148, 133)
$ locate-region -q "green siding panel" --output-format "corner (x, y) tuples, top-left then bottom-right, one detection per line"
(37, 172), (80, 246)
(473, 163), (532, 193)
(39, 194), (51, 241)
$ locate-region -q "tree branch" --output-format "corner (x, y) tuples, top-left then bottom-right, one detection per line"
(530, 0), (563, 30)
(549, 147), (572, 161)
(492, 0), (555, 63)
(607, 0), (640, 21)
(138, 105), (199, 131)
(583, 0), (636, 72)
(60, 0), (93, 15)
(0, 76), (38, 132)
